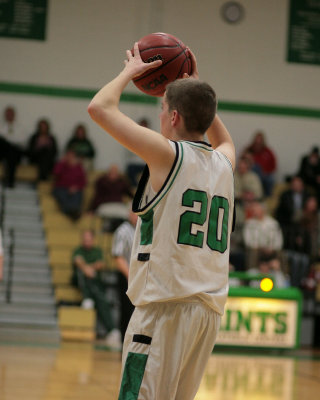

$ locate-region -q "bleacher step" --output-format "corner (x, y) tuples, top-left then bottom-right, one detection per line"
(0, 313), (57, 327)
(0, 303), (56, 317)
(12, 254), (49, 264)
(10, 267), (51, 276)
(0, 326), (60, 344)
(6, 259), (49, 269)
(11, 279), (53, 288)
(11, 293), (56, 305)
(3, 237), (47, 249)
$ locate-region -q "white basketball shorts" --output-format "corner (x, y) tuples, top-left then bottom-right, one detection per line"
(118, 298), (221, 400)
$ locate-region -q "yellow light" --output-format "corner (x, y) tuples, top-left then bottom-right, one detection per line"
(260, 278), (273, 292)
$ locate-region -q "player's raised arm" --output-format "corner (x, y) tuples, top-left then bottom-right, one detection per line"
(87, 43), (175, 175)
(207, 115), (236, 171)
(185, 49), (236, 171)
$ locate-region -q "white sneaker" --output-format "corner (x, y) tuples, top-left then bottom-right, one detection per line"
(105, 329), (122, 350)
(81, 298), (94, 310)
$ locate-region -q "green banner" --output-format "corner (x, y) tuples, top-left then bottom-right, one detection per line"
(0, 0), (48, 41)
(287, 0), (320, 66)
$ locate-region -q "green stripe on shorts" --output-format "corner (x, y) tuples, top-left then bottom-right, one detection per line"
(118, 352), (148, 400)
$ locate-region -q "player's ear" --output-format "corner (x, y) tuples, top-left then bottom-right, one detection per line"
(171, 110), (180, 127)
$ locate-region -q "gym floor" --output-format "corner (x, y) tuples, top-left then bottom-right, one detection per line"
(1, 342), (320, 399)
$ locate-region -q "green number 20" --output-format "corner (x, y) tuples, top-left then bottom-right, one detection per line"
(177, 189), (229, 253)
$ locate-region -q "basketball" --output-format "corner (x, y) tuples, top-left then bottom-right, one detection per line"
(132, 32), (192, 97)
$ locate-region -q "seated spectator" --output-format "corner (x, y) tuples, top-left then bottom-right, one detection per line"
(281, 223), (311, 288)
(300, 195), (320, 260)
(243, 201), (283, 270)
(276, 183), (312, 287)
(0, 106), (25, 188)
(89, 164), (132, 212)
(298, 146), (320, 200)
(235, 156), (264, 204)
(112, 207), (137, 343)
(248, 252), (288, 288)
(234, 156), (264, 224)
(65, 124), (95, 171)
(244, 131), (277, 197)
(52, 149), (86, 220)
(27, 118), (57, 181)
(275, 175), (309, 228)
(72, 230), (121, 348)
(301, 261), (320, 295)
(88, 164), (132, 231)
(125, 118), (149, 187)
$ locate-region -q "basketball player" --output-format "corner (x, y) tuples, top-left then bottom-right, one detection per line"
(88, 43), (235, 400)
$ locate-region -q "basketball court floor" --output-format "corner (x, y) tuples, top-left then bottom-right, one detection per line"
(1, 342), (319, 399)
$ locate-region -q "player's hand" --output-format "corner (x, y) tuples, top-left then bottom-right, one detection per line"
(124, 42), (162, 79)
(182, 48), (199, 80)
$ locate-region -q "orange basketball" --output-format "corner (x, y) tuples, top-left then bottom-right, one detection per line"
(132, 32), (192, 97)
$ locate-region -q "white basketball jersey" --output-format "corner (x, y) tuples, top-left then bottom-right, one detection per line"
(127, 140), (234, 315)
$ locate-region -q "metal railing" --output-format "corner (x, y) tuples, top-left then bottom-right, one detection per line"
(5, 228), (15, 303)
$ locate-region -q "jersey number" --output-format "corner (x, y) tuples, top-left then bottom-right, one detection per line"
(177, 189), (229, 253)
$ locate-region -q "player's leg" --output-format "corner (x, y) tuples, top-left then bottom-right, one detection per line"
(118, 301), (220, 400)
(175, 308), (220, 400)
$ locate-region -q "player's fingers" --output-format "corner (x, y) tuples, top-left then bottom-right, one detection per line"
(126, 50), (132, 60)
(139, 60), (161, 75)
(142, 59), (162, 72)
(133, 42), (141, 59)
(186, 47), (199, 79)
(182, 73), (190, 79)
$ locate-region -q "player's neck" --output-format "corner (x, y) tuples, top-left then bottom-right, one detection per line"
(176, 130), (203, 142)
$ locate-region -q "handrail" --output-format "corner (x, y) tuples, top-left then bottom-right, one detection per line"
(0, 186), (5, 229)
(5, 228), (14, 303)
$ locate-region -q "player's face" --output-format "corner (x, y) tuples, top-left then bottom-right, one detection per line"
(159, 95), (172, 138)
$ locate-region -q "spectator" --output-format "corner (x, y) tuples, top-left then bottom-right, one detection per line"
(27, 118), (58, 181)
(243, 201), (283, 270)
(0, 106), (25, 188)
(88, 164), (132, 231)
(276, 176), (309, 228)
(276, 184), (312, 288)
(65, 124), (95, 171)
(230, 156), (263, 272)
(248, 252), (288, 288)
(52, 149), (86, 220)
(298, 146), (320, 200)
(125, 118), (148, 187)
(300, 195), (319, 260)
(234, 156), (264, 225)
(72, 230), (121, 348)
(112, 208), (137, 343)
(235, 156), (264, 204)
(89, 164), (132, 212)
(244, 131), (277, 197)
(282, 222), (311, 288)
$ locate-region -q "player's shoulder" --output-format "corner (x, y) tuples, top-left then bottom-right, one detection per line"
(180, 140), (233, 171)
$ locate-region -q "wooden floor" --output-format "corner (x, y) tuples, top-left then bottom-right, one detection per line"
(0, 342), (320, 399)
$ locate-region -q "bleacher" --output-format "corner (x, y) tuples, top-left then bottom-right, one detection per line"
(1, 164), (120, 343)
(37, 177), (118, 341)
(2, 163), (319, 344)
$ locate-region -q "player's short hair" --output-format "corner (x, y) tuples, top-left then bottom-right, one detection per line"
(165, 79), (216, 134)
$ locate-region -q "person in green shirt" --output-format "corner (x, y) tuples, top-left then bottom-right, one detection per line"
(72, 229), (121, 348)
(66, 124), (95, 171)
